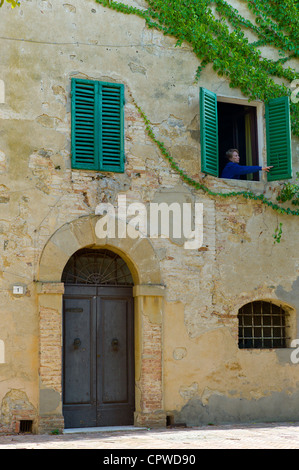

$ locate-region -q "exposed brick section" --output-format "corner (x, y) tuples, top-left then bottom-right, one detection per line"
(134, 411), (166, 428)
(135, 314), (165, 427)
(1, 0), (299, 434)
(39, 307), (62, 393)
(38, 415), (64, 435)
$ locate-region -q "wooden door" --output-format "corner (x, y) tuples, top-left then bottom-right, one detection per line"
(63, 285), (134, 428)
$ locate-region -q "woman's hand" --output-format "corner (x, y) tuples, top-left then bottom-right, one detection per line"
(262, 166), (273, 172)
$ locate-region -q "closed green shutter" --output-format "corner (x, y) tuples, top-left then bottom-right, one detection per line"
(71, 79), (98, 170)
(71, 78), (124, 172)
(200, 87), (219, 177)
(100, 83), (125, 173)
(265, 96), (292, 181)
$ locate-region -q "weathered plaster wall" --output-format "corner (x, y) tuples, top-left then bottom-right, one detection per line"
(0, 0), (298, 431)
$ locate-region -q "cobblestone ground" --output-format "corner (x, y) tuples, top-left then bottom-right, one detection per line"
(1, 422), (299, 449)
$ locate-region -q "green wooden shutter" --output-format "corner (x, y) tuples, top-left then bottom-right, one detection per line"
(71, 78), (99, 170)
(265, 96), (292, 181)
(100, 82), (125, 173)
(200, 87), (219, 177)
(71, 79), (125, 173)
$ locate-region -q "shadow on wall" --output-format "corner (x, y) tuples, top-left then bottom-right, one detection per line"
(173, 391), (299, 426)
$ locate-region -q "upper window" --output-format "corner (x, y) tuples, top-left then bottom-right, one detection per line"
(71, 78), (125, 173)
(218, 102), (259, 180)
(238, 301), (287, 349)
(200, 87), (292, 181)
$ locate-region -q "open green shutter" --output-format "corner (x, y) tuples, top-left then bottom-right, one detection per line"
(200, 87), (219, 177)
(265, 96), (292, 181)
(71, 78), (99, 170)
(100, 82), (125, 173)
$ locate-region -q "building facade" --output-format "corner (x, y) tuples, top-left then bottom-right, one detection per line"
(0, 0), (299, 434)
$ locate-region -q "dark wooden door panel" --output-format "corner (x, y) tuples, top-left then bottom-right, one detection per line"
(97, 291), (134, 425)
(63, 285), (134, 428)
(64, 298), (93, 405)
(63, 294), (97, 428)
(101, 298), (129, 403)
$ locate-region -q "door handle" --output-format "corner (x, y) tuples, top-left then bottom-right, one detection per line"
(73, 338), (81, 348)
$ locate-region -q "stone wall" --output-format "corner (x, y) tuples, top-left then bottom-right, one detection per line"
(0, 0), (298, 432)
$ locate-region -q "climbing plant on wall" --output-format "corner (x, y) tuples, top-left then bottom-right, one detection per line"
(4, 0), (298, 217)
(96, 0), (298, 137)
(0, 0), (20, 7)
(95, 0), (299, 220)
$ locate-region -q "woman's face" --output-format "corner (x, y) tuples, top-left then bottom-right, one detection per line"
(231, 151), (240, 163)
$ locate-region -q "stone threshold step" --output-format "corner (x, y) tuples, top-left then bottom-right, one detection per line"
(63, 426), (146, 434)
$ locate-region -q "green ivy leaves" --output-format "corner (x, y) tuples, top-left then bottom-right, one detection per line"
(277, 173), (299, 206)
(0, 0), (20, 7)
(97, 0), (299, 219)
(273, 222), (283, 244)
(96, 0), (299, 137)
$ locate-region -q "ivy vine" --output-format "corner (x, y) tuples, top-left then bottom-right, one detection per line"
(273, 222), (283, 244)
(277, 172), (299, 205)
(0, 0), (20, 7)
(97, 0), (299, 219)
(96, 0), (299, 136)
(2, 0), (299, 225)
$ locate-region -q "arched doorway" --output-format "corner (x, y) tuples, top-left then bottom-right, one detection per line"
(61, 248), (135, 428)
(37, 215), (165, 433)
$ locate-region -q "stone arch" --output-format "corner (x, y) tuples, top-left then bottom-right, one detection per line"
(38, 215), (162, 285)
(37, 215), (165, 433)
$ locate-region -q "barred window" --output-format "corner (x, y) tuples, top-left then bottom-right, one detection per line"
(238, 301), (287, 349)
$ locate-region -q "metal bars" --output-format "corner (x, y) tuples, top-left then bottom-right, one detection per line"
(61, 248), (133, 286)
(238, 301), (287, 349)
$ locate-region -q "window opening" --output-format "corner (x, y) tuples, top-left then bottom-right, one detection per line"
(19, 420), (33, 433)
(238, 301), (287, 349)
(218, 102), (259, 180)
(200, 87), (291, 181)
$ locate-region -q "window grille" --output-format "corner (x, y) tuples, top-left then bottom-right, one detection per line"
(238, 301), (287, 349)
(19, 420), (33, 433)
(62, 249), (133, 286)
